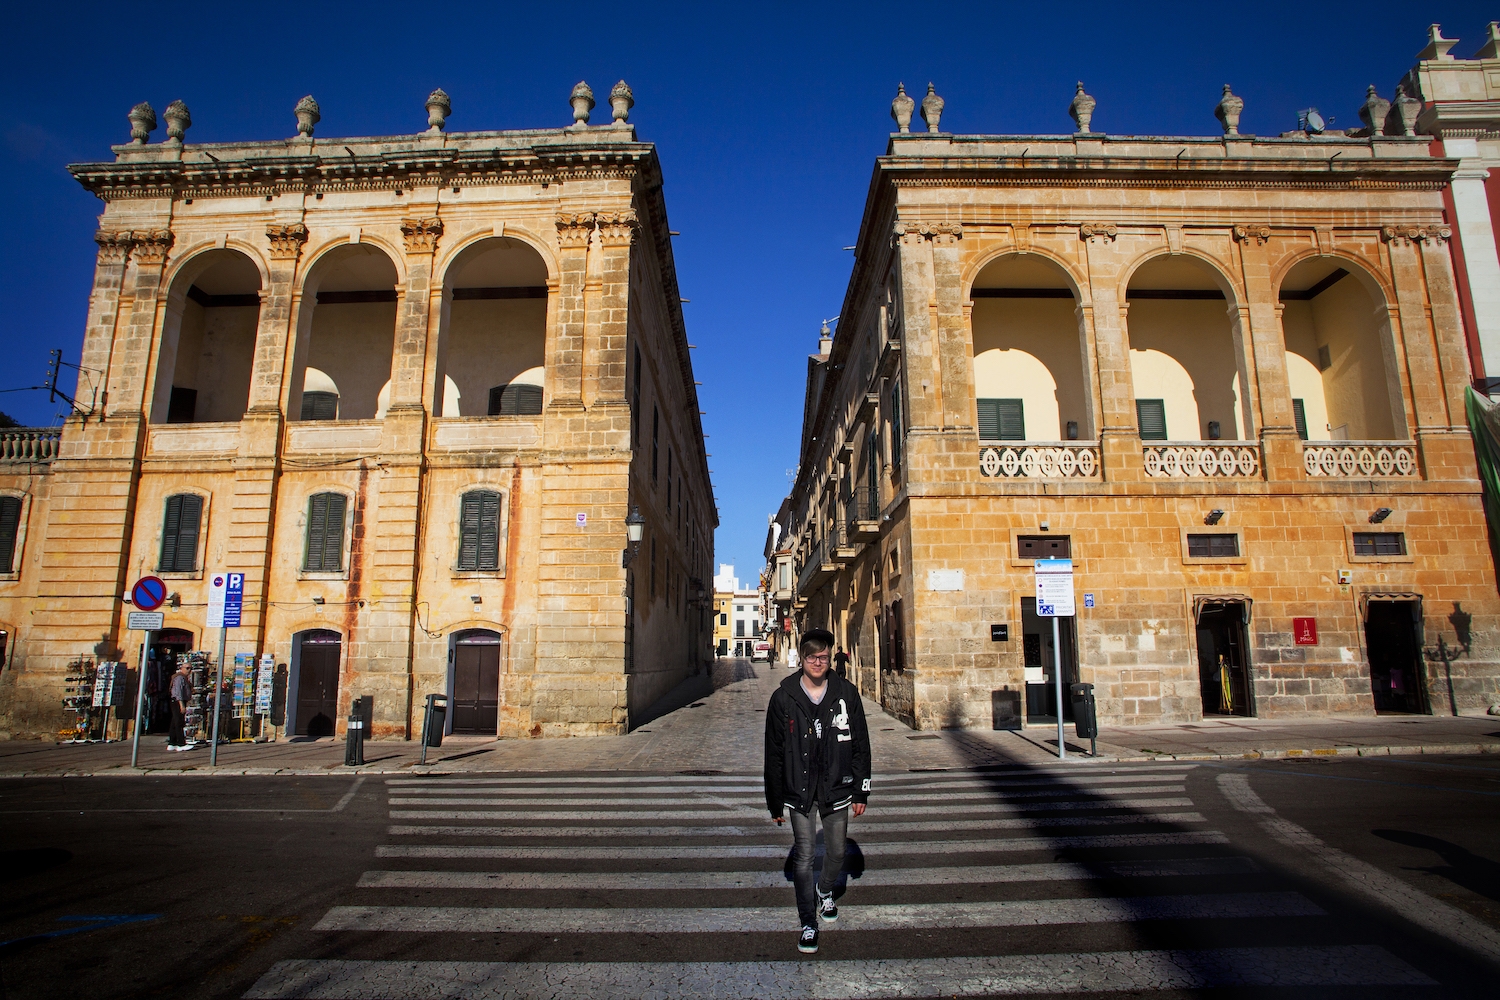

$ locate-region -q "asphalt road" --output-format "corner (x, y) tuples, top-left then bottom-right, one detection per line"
(0, 755), (1497, 999)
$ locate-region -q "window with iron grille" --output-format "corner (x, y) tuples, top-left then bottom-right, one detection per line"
(487, 383), (543, 415)
(977, 398), (1025, 441)
(1187, 532), (1240, 558)
(159, 494), (204, 572)
(1353, 532), (1406, 557)
(1016, 535), (1071, 559)
(456, 490), (502, 571)
(0, 495), (21, 573)
(304, 492), (348, 572)
(1136, 399), (1167, 441)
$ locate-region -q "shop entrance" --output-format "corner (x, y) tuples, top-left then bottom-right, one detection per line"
(1195, 601), (1254, 716)
(451, 629), (501, 735)
(293, 629), (341, 737)
(145, 629), (195, 733)
(1022, 597), (1076, 722)
(1365, 599), (1427, 714)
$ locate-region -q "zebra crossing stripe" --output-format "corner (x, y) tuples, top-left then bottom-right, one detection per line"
(354, 856), (1259, 889)
(365, 830), (1229, 859)
(382, 787), (1188, 806)
(386, 809), (1208, 829)
(242, 947), (1435, 998)
(383, 768), (1195, 790)
(314, 892), (1323, 933)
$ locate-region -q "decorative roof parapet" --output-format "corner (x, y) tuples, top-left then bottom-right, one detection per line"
(610, 81), (634, 124)
(294, 95), (321, 137)
(1068, 82), (1096, 134)
(1417, 23), (1459, 60)
(891, 84), (914, 134)
(426, 89), (451, 132)
(570, 81), (595, 128)
(164, 101), (191, 144)
(128, 103), (156, 144)
(919, 83), (944, 133)
(1392, 86), (1420, 137)
(1478, 22), (1500, 59)
(1359, 86), (1391, 136)
(1214, 85), (1244, 136)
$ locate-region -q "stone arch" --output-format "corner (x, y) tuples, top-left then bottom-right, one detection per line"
(288, 242), (402, 421)
(150, 247), (264, 424)
(1276, 254), (1404, 441)
(431, 236), (550, 418)
(967, 252), (1093, 441)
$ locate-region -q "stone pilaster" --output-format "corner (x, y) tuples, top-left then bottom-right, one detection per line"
(928, 223), (971, 429)
(1082, 226), (1143, 481)
(550, 213), (593, 410)
(893, 222), (940, 430)
(1417, 230), (1483, 481)
(78, 231), (135, 400)
(106, 230), (172, 415)
(1235, 226), (1302, 480)
(1383, 226), (1452, 434)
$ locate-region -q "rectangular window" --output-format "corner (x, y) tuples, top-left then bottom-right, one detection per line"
(720, 613), (728, 626)
(159, 494), (204, 573)
(1136, 399), (1168, 441)
(651, 407), (660, 481)
(304, 493), (348, 572)
(1187, 532), (1240, 558)
(0, 495), (20, 573)
(632, 345), (642, 446)
(1016, 535), (1071, 559)
(735, 620), (745, 637)
(667, 451), (673, 504)
(1292, 398), (1309, 440)
(1353, 532), (1406, 556)
(457, 491), (501, 571)
(977, 398), (1025, 441)
(889, 382), (904, 472)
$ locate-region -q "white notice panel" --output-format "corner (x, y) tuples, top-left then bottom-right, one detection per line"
(1034, 558), (1075, 617)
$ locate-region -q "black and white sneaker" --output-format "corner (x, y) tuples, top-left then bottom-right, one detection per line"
(817, 889), (838, 922)
(798, 925), (818, 953)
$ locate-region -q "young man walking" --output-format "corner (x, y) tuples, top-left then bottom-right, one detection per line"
(764, 627), (872, 954)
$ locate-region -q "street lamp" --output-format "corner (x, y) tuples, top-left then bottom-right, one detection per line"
(622, 506), (646, 566)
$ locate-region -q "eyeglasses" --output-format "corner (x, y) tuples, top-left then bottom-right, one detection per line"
(803, 654), (831, 664)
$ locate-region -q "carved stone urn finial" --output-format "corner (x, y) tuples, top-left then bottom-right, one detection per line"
(164, 100), (191, 144)
(1359, 85), (1391, 136)
(1069, 81), (1096, 134)
(891, 83), (914, 133)
(295, 95), (321, 137)
(920, 82), (944, 134)
(1215, 84), (1244, 136)
(1392, 85), (1421, 137)
(425, 88), (452, 132)
(570, 81), (595, 128)
(128, 102), (157, 144)
(609, 81), (634, 124)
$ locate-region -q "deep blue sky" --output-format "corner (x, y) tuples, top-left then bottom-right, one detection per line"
(1, 1), (1493, 584)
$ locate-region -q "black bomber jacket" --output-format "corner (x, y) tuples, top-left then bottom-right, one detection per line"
(763, 671), (872, 817)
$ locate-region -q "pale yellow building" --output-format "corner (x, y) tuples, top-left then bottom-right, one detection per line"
(0, 85), (714, 740)
(782, 82), (1500, 731)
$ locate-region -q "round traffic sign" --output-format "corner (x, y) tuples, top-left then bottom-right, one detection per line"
(131, 576), (167, 612)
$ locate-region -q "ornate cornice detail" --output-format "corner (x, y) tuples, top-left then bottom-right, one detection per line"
(94, 230), (137, 264)
(1232, 224), (1271, 245)
(1381, 224), (1450, 246)
(556, 212), (596, 248)
(892, 220), (963, 246)
(399, 217), (443, 254)
(266, 223), (309, 260)
(1079, 223), (1117, 244)
(595, 209), (638, 246)
(131, 230), (174, 266)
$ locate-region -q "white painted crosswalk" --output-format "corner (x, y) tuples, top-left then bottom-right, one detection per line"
(245, 762), (1436, 998)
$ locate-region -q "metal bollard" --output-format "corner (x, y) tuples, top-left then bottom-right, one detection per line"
(344, 711), (365, 766)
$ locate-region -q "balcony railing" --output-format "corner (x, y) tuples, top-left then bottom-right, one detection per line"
(843, 486), (879, 526)
(1143, 443), (1262, 479)
(1302, 442), (1419, 478)
(0, 428), (61, 463)
(978, 442), (1101, 480)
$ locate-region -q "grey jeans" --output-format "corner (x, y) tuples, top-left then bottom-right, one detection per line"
(788, 802), (849, 927)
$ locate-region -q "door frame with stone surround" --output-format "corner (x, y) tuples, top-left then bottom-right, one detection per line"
(289, 628), (342, 738)
(446, 628), (504, 736)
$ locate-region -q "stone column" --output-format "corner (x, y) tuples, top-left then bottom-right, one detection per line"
(1443, 155), (1500, 375)
(106, 230), (173, 415)
(1418, 229), (1482, 480)
(929, 223), (971, 430)
(1384, 226), (1451, 433)
(77, 231), (134, 403)
(549, 213), (593, 412)
(1234, 226), (1302, 480)
(893, 222), (940, 431)
(1081, 225), (1142, 481)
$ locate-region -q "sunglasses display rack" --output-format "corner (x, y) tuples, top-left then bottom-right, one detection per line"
(59, 657), (97, 742)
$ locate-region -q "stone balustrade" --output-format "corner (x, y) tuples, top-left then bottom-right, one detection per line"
(0, 428), (61, 463)
(1143, 443), (1262, 478)
(978, 442), (1102, 480)
(1302, 442), (1419, 478)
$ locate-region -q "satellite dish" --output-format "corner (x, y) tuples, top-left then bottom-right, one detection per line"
(1305, 110), (1326, 133)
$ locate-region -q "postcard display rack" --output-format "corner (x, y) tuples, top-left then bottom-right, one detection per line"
(61, 658), (126, 742)
(182, 650), (212, 743)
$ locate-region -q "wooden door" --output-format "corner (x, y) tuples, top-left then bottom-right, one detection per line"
(452, 640), (500, 734)
(295, 635), (341, 737)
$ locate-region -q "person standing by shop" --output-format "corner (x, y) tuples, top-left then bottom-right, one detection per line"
(764, 627), (872, 954)
(167, 662), (195, 751)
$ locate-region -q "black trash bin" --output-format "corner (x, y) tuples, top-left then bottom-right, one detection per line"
(1069, 682), (1097, 755)
(419, 694), (448, 764)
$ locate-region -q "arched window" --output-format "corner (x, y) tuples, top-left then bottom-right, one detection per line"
(304, 492), (348, 572)
(159, 494), (203, 573)
(487, 384), (543, 415)
(457, 490), (501, 571)
(0, 495), (21, 573)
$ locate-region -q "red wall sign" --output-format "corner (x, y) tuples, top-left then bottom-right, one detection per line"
(1292, 617), (1318, 645)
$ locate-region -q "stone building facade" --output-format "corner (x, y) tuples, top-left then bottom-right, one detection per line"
(780, 81), (1500, 731)
(0, 85), (714, 740)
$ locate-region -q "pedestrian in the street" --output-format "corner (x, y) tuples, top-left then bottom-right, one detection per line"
(764, 627), (871, 954)
(832, 646), (849, 677)
(167, 662), (195, 751)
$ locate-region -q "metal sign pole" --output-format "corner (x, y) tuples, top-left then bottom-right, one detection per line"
(1053, 616), (1066, 760)
(210, 626), (227, 766)
(129, 632), (150, 768)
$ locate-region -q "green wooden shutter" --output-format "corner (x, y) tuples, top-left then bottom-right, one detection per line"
(977, 399), (1025, 440)
(1292, 398), (1309, 440)
(322, 494), (347, 571)
(305, 493), (329, 571)
(478, 491), (501, 571)
(458, 493), (481, 570)
(1136, 399), (1168, 441)
(0, 495), (20, 572)
(489, 384), (543, 415)
(160, 494), (202, 572)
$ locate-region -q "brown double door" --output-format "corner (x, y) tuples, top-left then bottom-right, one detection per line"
(451, 632), (501, 735)
(295, 630), (341, 738)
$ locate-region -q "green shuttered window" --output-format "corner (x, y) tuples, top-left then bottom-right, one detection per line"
(487, 384), (543, 415)
(0, 495), (20, 573)
(159, 494), (203, 573)
(1292, 398), (1309, 440)
(1136, 399), (1168, 441)
(458, 490), (502, 571)
(304, 492), (348, 572)
(977, 398), (1026, 440)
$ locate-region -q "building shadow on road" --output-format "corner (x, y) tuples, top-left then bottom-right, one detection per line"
(1372, 828), (1500, 903)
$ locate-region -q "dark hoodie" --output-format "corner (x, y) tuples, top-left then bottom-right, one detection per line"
(763, 670), (871, 817)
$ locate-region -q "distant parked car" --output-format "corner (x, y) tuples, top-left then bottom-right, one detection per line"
(751, 641), (771, 662)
